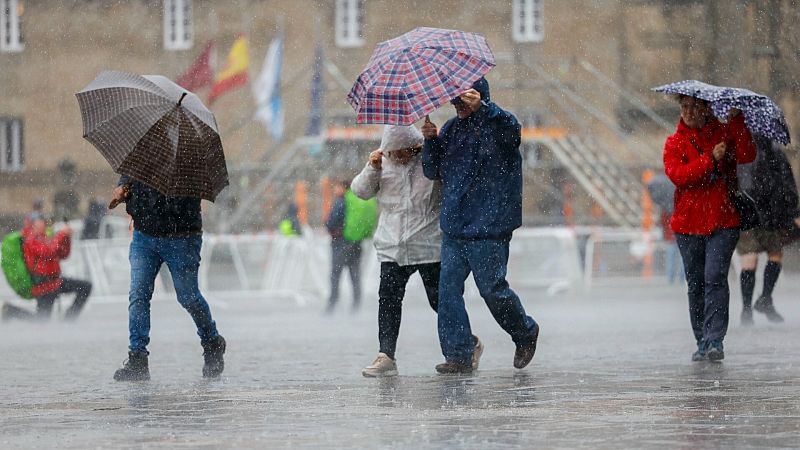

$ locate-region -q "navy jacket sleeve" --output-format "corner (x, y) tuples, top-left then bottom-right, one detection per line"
(422, 136), (445, 180)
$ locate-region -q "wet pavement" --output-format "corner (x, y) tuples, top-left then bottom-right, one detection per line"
(1, 276), (799, 449)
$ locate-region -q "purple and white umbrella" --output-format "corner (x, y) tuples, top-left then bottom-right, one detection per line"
(652, 80), (790, 144)
(347, 27), (495, 125)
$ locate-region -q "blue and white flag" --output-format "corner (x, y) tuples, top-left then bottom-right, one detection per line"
(253, 35), (284, 142)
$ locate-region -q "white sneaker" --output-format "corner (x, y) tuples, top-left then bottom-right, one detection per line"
(362, 353), (398, 378)
(472, 335), (484, 370)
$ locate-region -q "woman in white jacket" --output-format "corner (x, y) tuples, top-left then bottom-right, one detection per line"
(351, 125), (482, 377)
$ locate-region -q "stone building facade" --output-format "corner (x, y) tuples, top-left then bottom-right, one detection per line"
(1, 0), (798, 230)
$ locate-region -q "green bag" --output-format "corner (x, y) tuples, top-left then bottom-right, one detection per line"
(1, 232), (34, 299)
(343, 189), (378, 242)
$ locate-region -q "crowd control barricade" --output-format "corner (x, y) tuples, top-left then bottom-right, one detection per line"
(582, 229), (667, 290)
(0, 227), (589, 304)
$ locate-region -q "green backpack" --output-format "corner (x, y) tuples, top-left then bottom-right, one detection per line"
(1, 232), (33, 299)
(343, 189), (378, 242)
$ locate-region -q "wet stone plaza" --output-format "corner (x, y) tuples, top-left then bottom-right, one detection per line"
(1, 277), (799, 449)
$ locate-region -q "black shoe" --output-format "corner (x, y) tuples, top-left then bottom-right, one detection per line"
(435, 361), (473, 374)
(706, 341), (724, 362)
(514, 323), (540, 369)
(113, 351), (150, 381)
(202, 335), (226, 378)
(754, 296), (784, 323)
(741, 307), (754, 326)
(691, 350), (707, 362)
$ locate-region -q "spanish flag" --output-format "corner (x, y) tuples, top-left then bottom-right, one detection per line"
(208, 35), (249, 104)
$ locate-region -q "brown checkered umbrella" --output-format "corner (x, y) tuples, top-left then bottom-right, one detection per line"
(76, 71), (229, 201)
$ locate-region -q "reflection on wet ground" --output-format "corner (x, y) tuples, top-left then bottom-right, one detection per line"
(1, 280), (799, 448)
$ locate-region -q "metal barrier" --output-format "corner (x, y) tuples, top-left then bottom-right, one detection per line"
(582, 229), (668, 290)
(1, 227), (588, 303)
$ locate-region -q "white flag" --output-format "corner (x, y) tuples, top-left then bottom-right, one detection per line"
(253, 35), (283, 142)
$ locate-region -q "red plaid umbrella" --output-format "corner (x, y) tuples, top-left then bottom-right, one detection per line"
(347, 27), (495, 125)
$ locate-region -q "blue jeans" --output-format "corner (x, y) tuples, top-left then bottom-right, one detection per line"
(438, 234), (538, 363)
(676, 228), (739, 349)
(128, 230), (219, 353)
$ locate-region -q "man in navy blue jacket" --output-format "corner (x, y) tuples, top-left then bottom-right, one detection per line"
(421, 77), (539, 373)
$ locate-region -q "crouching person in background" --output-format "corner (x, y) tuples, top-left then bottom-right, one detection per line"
(2, 213), (92, 322)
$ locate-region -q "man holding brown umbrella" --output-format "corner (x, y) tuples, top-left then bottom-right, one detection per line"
(76, 71), (228, 381)
(108, 178), (226, 381)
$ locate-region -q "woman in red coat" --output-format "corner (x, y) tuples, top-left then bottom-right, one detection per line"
(663, 95), (756, 362)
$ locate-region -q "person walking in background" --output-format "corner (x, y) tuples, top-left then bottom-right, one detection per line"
(736, 135), (800, 325)
(108, 176), (226, 381)
(324, 178), (377, 314)
(351, 124), (483, 377)
(1, 213), (92, 322)
(663, 94), (756, 362)
(646, 174), (684, 285)
(80, 198), (106, 240)
(422, 77), (540, 374)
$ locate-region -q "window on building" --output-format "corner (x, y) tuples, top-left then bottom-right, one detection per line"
(512, 0), (544, 43)
(335, 0), (364, 48)
(163, 0), (193, 51)
(0, 117), (24, 172)
(1, 0), (24, 53)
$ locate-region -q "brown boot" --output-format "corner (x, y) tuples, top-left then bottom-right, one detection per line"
(513, 323), (540, 369)
(435, 360), (473, 374)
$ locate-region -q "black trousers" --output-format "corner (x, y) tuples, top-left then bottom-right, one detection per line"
(378, 261), (440, 358)
(3, 277), (92, 321)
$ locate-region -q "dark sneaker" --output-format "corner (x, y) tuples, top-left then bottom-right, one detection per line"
(202, 335), (226, 378)
(513, 323), (540, 369)
(741, 307), (754, 326)
(706, 341), (724, 362)
(754, 296), (784, 323)
(691, 349), (707, 361)
(113, 351), (150, 381)
(435, 361), (473, 374)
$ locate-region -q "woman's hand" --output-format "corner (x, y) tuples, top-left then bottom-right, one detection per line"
(712, 141), (727, 161)
(368, 150), (383, 170)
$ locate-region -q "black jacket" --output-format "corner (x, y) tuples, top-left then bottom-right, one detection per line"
(738, 137), (800, 230)
(119, 176), (202, 237)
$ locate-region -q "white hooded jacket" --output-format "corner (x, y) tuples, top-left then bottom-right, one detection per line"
(351, 126), (442, 266)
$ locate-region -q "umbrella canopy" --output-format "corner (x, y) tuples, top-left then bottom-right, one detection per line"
(347, 27), (495, 125)
(76, 71), (229, 201)
(652, 80), (791, 145)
